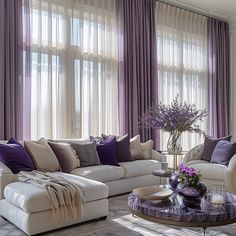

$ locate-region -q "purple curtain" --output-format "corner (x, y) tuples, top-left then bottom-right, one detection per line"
(207, 18), (230, 138)
(116, 0), (157, 142)
(0, 0), (31, 140)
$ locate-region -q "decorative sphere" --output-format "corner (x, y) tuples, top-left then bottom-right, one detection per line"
(169, 173), (180, 189)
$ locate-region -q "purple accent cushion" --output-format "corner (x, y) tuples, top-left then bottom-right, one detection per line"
(96, 136), (119, 166)
(0, 138), (35, 174)
(210, 140), (236, 165)
(117, 134), (134, 162)
(201, 135), (232, 161)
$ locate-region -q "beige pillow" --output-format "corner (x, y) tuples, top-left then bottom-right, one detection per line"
(141, 140), (154, 159)
(25, 138), (60, 172)
(130, 135), (144, 160)
(48, 142), (79, 173)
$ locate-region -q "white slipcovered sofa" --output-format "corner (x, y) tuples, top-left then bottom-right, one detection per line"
(183, 144), (236, 194)
(0, 139), (165, 235)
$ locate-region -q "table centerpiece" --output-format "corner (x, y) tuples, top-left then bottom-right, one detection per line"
(176, 163), (207, 206)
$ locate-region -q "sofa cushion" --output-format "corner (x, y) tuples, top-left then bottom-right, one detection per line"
(119, 160), (161, 178)
(71, 142), (101, 167)
(24, 138), (60, 172)
(96, 136), (119, 166)
(210, 140), (236, 166)
(186, 160), (226, 181)
(48, 142), (78, 172)
(116, 134), (134, 162)
(4, 173), (108, 213)
(130, 135), (144, 160)
(201, 135), (232, 161)
(0, 138), (35, 174)
(141, 140), (154, 159)
(71, 165), (124, 182)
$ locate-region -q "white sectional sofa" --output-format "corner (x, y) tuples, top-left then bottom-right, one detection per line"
(0, 140), (165, 235)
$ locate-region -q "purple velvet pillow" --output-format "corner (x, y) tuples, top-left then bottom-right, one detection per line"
(116, 134), (134, 162)
(0, 138), (35, 174)
(96, 136), (119, 166)
(210, 140), (236, 165)
(201, 135), (232, 161)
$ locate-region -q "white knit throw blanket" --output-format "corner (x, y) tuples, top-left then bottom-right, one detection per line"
(17, 171), (85, 222)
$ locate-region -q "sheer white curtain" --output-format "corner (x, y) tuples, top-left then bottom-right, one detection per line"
(155, 2), (208, 151)
(29, 0), (118, 139)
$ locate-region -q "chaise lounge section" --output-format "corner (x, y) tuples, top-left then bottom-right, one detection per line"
(0, 137), (165, 235)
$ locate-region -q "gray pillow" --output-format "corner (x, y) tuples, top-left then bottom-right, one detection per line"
(210, 140), (236, 165)
(201, 135), (232, 161)
(71, 142), (101, 167)
(48, 142), (78, 173)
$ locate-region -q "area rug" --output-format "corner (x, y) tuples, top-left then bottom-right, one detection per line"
(1, 194), (236, 236)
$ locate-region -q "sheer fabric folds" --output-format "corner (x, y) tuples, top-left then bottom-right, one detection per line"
(29, 0), (119, 139)
(155, 2), (208, 150)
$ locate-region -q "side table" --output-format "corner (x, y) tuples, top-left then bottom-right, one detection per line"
(152, 169), (174, 184)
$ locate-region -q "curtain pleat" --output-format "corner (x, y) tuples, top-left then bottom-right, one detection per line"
(207, 18), (230, 138)
(116, 0), (157, 142)
(0, 0), (31, 140)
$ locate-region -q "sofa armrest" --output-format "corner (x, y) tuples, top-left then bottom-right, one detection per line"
(225, 154), (236, 194)
(0, 162), (15, 199)
(151, 150), (167, 162)
(183, 144), (204, 164)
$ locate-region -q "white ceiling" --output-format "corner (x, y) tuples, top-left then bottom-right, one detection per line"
(162, 0), (236, 20)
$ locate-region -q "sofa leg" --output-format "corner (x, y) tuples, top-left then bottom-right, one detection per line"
(99, 216), (107, 220)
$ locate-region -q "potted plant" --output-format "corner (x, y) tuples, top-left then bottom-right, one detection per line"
(176, 163), (207, 206)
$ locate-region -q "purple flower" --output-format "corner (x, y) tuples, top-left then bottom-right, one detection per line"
(140, 95), (207, 135)
(177, 163), (201, 186)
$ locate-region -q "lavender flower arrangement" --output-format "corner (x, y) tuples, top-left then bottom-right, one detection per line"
(178, 163), (201, 186)
(140, 96), (207, 134)
(140, 96), (207, 153)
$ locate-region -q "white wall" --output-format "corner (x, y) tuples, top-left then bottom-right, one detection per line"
(229, 15), (236, 139)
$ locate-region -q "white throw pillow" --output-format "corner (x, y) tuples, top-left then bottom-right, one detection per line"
(130, 135), (154, 160)
(25, 138), (60, 172)
(130, 135), (144, 160)
(141, 140), (154, 159)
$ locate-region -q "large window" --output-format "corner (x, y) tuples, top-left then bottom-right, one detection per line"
(156, 2), (208, 151)
(29, 0), (119, 139)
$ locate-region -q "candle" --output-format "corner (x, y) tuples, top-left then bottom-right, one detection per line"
(210, 194), (225, 205)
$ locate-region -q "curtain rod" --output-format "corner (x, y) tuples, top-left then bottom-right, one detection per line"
(156, 0), (228, 22)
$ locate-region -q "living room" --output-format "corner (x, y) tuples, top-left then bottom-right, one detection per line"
(1, 0), (236, 235)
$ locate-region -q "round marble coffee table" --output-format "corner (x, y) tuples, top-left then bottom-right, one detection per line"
(128, 187), (236, 235)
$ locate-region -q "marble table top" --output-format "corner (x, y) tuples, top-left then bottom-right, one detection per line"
(128, 190), (236, 227)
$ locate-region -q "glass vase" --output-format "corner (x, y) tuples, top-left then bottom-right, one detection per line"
(167, 131), (182, 154)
